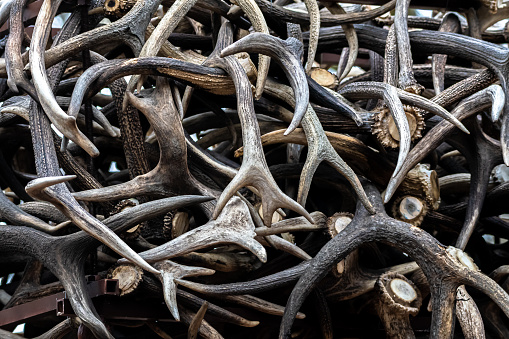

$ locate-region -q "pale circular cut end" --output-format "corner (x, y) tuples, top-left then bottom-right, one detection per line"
(326, 212), (354, 238)
(399, 196), (424, 220)
(163, 211), (175, 239)
(172, 211), (190, 239)
(412, 164), (440, 209)
(447, 246), (479, 271)
(163, 210), (190, 240)
(113, 199), (141, 239)
(390, 278), (418, 303)
(388, 112), (416, 141)
(392, 195), (427, 226)
(326, 212), (353, 276)
(236, 52), (258, 88)
(399, 163), (441, 211)
(403, 83), (425, 96)
(109, 264), (143, 296)
(310, 67), (338, 89)
(113, 199), (137, 213)
(258, 204), (283, 224)
(336, 261), (345, 275)
(126, 225), (139, 233)
(335, 216), (353, 234)
(372, 105), (424, 148)
(281, 232), (295, 244)
(376, 272), (422, 316)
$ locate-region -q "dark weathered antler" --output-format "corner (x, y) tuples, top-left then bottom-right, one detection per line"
(207, 22), (312, 225)
(279, 181), (509, 338)
(2, 1), (509, 337)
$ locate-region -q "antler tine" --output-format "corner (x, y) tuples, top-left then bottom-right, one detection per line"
(5, 0), (38, 99)
(176, 261), (309, 296)
(340, 82), (410, 176)
(29, 0), (99, 157)
(340, 81), (469, 177)
(155, 260), (215, 321)
(279, 181), (509, 338)
(432, 13), (462, 95)
(394, 0), (423, 94)
(206, 22), (312, 225)
(265, 79), (374, 213)
(233, 0), (271, 99)
(123, 0), (199, 109)
(323, 2), (358, 83)
(118, 197), (268, 264)
(26, 175), (160, 275)
(74, 77), (218, 221)
(220, 32), (309, 136)
(385, 85), (504, 203)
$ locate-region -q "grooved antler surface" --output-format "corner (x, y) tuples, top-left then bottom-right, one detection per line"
(0, 1), (509, 338)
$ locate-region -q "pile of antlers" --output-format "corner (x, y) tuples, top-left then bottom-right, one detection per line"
(0, 0), (509, 337)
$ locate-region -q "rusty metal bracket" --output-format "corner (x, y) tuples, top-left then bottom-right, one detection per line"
(56, 295), (177, 323)
(0, 274), (178, 331)
(0, 276), (119, 329)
